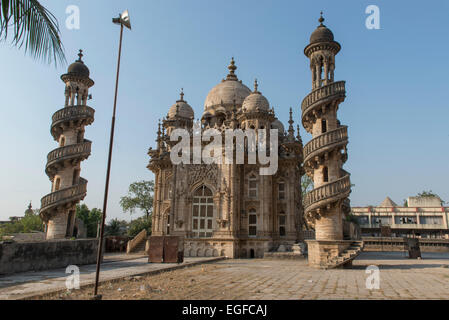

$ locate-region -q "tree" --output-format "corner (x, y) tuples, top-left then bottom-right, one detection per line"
(76, 204), (102, 238)
(104, 218), (128, 236)
(301, 175), (313, 199)
(127, 217), (152, 238)
(0, 0), (65, 65)
(0, 207), (44, 236)
(416, 190), (444, 205)
(120, 180), (154, 219)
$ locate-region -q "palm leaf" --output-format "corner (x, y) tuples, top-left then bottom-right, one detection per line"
(0, 0), (65, 66)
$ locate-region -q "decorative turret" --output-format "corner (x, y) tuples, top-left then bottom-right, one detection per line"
(301, 15), (359, 268)
(40, 50), (95, 239)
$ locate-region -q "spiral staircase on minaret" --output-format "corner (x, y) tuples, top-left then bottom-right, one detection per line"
(40, 50), (95, 240)
(301, 14), (363, 268)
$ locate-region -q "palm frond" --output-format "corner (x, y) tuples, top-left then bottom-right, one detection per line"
(0, 0), (65, 66)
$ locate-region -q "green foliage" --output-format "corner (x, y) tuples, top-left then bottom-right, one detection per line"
(416, 190), (444, 205)
(345, 213), (359, 225)
(0, 0), (65, 65)
(120, 180), (154, 219)
(105, 218), (128, 236)
(127, 217), (152, 238)
(301, 175), (313, 199)
(76, 204), (102, 238)
(0, 208), (44, 236)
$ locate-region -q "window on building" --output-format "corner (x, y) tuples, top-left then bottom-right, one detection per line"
(278, 181), (285, 200)
(248, 175), (257, 198)
(321, 119), (327, 134)
(420, 216), (443, 225)
(166, 214), (170, 235)
(192, 186), (214, 238)
(72, 169), (79, 185)
(248, 209), (257, 237)
(54, 177), (61, 191)
(59, 136), (65, 147)
(279, 212), (286, 236)
(323, 167), (329, 183)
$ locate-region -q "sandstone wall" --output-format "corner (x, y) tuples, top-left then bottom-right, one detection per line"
(0, 239), (100, 275)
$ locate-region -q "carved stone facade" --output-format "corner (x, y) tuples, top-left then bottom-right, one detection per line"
(148, 60), (304, 258)
(40, 51), (95, 240)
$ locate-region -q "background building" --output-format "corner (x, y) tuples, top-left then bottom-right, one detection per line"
(352, 196), (449, 239)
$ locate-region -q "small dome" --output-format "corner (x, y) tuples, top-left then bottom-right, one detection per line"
(204, 58), (251, 111)
(242, 79), (269, 112)
(167, 89), (194, 119)
(309, 14), (334, 44)
(67, 50), (90, 77)
(271, 119), (284, 133)
(24, 202), (34, 216)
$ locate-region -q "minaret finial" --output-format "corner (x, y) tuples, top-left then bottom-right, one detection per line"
(179, 88), (184, 101)
(226, 57), (238, 80)
(288, 107), (295, 139)
(254, 78), (259, 92)
(319, 11), (324, 25)
(77, 49), (84, 62)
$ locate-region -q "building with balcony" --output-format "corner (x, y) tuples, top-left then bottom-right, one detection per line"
(352, 196), (448, 239)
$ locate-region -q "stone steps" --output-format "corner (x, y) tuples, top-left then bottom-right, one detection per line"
(323, 241), (364, 269)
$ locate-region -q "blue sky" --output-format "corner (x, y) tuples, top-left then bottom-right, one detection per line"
(1, 0), (448, 221)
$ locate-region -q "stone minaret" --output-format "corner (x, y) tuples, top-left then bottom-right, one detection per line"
(40, 50), (95, 239)
(301, 14), (356, 268)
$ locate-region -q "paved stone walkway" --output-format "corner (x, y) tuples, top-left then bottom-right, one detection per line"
(2, 251), (449, 300)
(44, 251), (449, 300)
(0, 256), (223, 300)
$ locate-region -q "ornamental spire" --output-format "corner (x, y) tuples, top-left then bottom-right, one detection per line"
(319, 11), (324, 26)
(178, 88), (185, 102)
(253, 78), (259, 93)
(77, 49), (84, 62)
(226, 57), (238, 80)
(288, 107), (295, 140)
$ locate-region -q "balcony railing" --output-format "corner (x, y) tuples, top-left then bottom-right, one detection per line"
(40, 178), (87, 214)
(301, 81), (345, 113)
(304, 174), (351, 210)
(52, 105), (95, 127)
(46, 140), (92, 169)
(304, 126), (347, 161)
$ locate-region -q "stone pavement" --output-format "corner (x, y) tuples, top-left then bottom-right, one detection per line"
(2, 251), (449, 300)
(0, 255), (224, 300)
(43, 251), (449, 300)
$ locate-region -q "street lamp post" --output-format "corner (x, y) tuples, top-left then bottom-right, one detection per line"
(93, 10), (131, 299)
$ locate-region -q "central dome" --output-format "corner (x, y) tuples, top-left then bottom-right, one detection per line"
(204, 58), (251, 111)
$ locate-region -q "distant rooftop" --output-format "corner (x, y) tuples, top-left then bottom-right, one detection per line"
(379, 197), (398, 207)
(407, 196), (442, 207)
